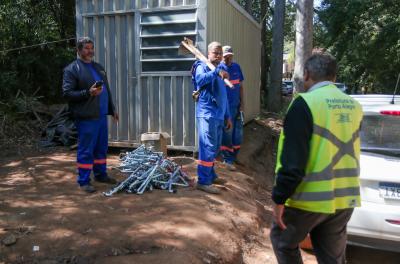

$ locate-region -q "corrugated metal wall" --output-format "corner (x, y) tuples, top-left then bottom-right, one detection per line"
(207, 0), (261, 121)
(139, 75), (196, 149)
(76, 0), (198, 150)
(76, 0), (138, 147)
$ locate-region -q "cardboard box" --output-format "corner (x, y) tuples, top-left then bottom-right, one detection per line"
(140, 132), (170, 156)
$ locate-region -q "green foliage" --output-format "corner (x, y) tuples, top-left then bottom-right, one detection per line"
(315, 0), (400, 94)
(236, 1), (296, 73)
(0, 0), (75, 104)
(283, 0), (296, 43)
(285, 41), (295, 65)
(236, 0), (297, 110)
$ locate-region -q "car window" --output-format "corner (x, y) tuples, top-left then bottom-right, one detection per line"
(360, 113), (400, 155)
(283, 81), (293, 88)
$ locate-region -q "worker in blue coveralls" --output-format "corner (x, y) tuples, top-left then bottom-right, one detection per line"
(192, 41), (232, 194)
(219, 46), (245, 171)
(62, 37), (119, 193)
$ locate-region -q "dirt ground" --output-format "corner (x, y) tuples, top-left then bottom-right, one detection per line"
(1, 117), (399, 263)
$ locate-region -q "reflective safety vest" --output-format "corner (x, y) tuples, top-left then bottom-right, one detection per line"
(276, 84), (363, 214)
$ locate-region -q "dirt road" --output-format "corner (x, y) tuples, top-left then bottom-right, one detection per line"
(0, 146), (277, 263)
(1, 120), (398, 263)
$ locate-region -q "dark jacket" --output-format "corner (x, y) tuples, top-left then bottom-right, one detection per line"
(272, 96), (312, 205)
(62, 59), (115, 120)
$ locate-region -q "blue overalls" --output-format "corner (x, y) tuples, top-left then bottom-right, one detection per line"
(220, 62), (244, 164)
(76, 62), (109, 186)
(193, 61), (231, 185)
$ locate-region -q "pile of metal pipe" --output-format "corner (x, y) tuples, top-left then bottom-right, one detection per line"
(103, 145), (191, 196)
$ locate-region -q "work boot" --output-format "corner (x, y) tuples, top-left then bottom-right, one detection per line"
(94, 176), (117, 184)
(80, 184), (96, 193)
(213, 177), (227, 185)
(196, 183), (221, 194)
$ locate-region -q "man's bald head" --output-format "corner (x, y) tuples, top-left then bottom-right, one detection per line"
(208, 41), (222, 52)
(207, 41), (223, 65)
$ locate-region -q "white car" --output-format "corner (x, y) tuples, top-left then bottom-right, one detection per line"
(347, 94), (400, 252)
(282, 80), (294, 95)
(334, 82), (348, 93)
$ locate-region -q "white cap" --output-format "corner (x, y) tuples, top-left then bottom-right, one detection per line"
(222, 46), (234, 57)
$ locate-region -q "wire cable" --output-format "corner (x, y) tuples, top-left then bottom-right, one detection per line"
(1, 37), (76, 53)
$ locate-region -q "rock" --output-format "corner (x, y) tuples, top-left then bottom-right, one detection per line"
(202, 257), (211, 264)
(111, 247), (121, 256)
(1, 234), (17, 246)
(206, 250), (218, 258)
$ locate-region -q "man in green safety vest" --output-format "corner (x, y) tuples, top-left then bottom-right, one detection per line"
(270, 52), (363, 264)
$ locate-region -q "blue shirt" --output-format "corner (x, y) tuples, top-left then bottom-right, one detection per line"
(193, 61), (230, 121)
(220, 62), (244, 108)
(84, 62), (109, 116)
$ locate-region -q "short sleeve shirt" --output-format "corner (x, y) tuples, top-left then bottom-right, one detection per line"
(221, 62), (244, 108)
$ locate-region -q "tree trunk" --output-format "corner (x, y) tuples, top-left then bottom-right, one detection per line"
(244, 0), (252, 14)
(268, 0), (285, 112)
(293, 0), (313, 93)
(260, 0), (268, 108)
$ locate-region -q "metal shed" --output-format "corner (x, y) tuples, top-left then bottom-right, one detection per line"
(76, 0), (261, 151)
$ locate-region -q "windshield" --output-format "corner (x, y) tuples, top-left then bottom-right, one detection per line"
(360, 113), (400, 155)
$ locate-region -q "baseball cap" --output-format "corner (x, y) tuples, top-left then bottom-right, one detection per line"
(222, 46), (234, 56)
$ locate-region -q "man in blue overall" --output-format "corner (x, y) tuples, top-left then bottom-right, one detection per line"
(193, 42), (232, 194)
(219, 46), (244, 171)
(62, 37), (119, 193)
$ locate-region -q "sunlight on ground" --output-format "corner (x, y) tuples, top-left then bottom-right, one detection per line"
(46, 228), (75, 239)
(3, 161), (22, 168)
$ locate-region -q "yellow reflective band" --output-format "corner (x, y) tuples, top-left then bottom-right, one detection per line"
(286, 196), (361, 214)
(290, 187), (360, 201)
(296, 177), (360, 193)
